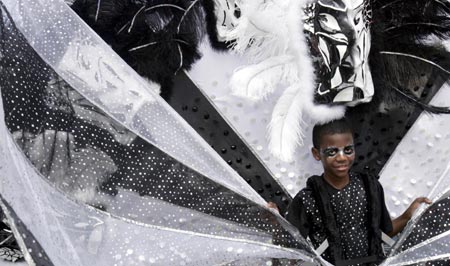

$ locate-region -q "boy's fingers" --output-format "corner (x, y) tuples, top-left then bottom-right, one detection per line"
(266, 202), (279, 212)
(416, 197), (432, 204)
(267, 202), (277, 208)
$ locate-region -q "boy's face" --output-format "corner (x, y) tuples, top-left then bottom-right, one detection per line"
(311, 132), (355, 180)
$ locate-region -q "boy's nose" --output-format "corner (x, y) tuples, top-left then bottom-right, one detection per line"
(335, 152), (347, 161)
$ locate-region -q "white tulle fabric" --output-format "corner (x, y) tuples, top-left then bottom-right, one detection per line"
(1, 0), (450, 265)
(0, 0), (318, 265)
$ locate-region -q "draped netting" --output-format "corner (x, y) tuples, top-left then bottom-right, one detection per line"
(381, 190), (450, 266)
(377, 82), (450, 266)
(380, 173), (450, 265)
(2, 0), (450, 265)
(0, 0), (320, 265)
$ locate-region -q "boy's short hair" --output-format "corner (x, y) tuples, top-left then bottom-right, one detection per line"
(312, 118), (353, 148)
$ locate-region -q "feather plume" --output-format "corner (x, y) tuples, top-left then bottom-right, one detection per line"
(230, 56), (296, 101)
(370, 0), (450, 113)
(224, 0), (291, 61)
(268, 85), (305, 162)
(226, 0), (450, 160)
(390, 84), (450, 113)
(269, 0), (345, 158)
(372, 0), (450, 42)
(264, 0), (318, 161)
(71, 0), (205, 99)
(266, 0), (346, 161)
(268, 84), (345, 162)
(226, 0), (346, 161)
(370, 44), (450, 113)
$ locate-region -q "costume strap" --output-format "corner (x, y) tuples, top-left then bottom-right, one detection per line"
(360, 173), (384, 260)
(306, 175), (343, 262)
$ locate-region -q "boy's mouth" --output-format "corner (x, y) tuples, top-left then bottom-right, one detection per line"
(334, 165), (349, 171)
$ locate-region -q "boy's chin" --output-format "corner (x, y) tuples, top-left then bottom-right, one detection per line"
(330, 169), (350, 179)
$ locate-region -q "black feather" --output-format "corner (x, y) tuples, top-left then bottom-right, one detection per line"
(369, 46), (450, 113)
(369, 0), (450, 114)
(390, 84), (450, 114)
(372, 0), (450, 43)
(71, 0), (205, 99)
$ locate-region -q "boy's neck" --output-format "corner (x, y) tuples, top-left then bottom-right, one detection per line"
(322, 173), (350, 190)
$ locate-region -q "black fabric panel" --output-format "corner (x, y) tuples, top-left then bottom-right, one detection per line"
(168, 72), (292, 213)
(347, 74), (448, 177)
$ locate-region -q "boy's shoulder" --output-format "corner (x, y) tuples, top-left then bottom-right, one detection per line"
(353, 172), (383, 187)
(295, 185), (313, 198)
(291, 175), (321, 202)
(290, 186), (316, 212)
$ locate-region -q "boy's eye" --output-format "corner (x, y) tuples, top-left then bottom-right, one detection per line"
(323, 148), (338, 157)
(321, 145), (354, 157)
(344, 145), (354, 155)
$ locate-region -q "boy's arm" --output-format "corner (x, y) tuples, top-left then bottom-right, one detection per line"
(388, 197), (432, 237)
(285, 196), (310, 239)
(268, 192), (310, 238)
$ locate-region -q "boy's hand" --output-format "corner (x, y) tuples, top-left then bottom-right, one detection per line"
(266, 202), (280, 214)
(390, 197), (432, 237)
(261, 202), (280, 227)
(403, 197), (432, 220)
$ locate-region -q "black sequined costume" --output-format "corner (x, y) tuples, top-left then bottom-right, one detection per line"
(286, 173), (393, 265)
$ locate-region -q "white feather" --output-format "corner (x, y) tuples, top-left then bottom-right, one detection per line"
(267, 0), (346, 161)
(225, 0), (347, 160)
(268, 84), (305, 162)
(224, 0), (290, 61)
(266, 0), (316, 161)
(230, 55), (296, 101)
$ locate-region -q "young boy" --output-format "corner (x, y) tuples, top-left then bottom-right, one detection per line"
(285, 119), (430, 265)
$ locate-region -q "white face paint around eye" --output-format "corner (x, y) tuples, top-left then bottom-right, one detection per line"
(321, 145), (355, 158)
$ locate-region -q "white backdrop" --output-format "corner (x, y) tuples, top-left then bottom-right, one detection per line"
(188, 41), (450, 217)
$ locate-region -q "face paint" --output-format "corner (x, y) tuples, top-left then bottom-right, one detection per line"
(320, 144), (355, 158)
(304, 0), (374, 106)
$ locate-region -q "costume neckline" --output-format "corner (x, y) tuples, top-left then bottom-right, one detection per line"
(321, 173), (354, 192)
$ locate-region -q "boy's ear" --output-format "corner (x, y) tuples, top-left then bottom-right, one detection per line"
(311, 147), (321, 161)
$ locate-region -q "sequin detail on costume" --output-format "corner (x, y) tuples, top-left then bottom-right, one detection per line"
(300, 174), (370, 262)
